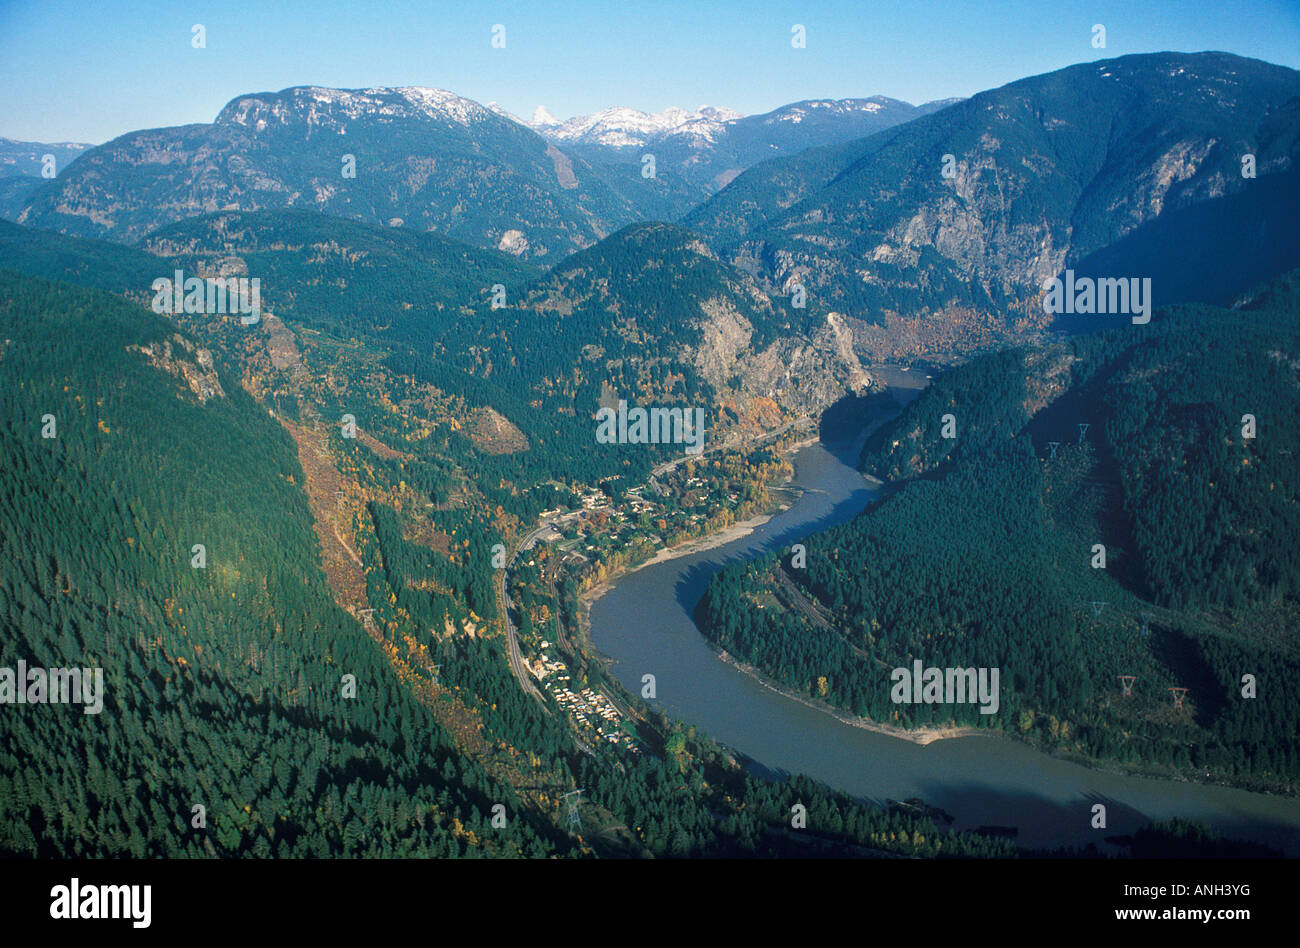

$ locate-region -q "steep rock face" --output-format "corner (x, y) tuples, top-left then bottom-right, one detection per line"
(445, 222), (874, 446)
(692, 295), (754, 381)
(688, 295), (871, 418)
(128, 334), (225, 403)
(18, 87), (643, 258)
(685, 53), (1300, 358)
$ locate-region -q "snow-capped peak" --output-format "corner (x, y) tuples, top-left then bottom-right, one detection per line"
(532, 103), (744, 147)
(697, 105), (743, 122)
(531, 106), (560, 127)
(216, 86), (495, 129)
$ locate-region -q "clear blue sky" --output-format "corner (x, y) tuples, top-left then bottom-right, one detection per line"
(2, 0), (1298, 143)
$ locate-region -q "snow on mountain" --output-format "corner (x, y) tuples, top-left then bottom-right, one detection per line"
(533, 104), (746, 147)
(760, 97), (903, 125)
(216, 86), (497, 130)
(531, 106), (560, 127)
(485, 102), (530, 125)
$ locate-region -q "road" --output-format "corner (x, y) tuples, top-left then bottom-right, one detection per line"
(502, 418), (811, 696)
(498, 521), (558, 702)
(500, 572), (544, 702)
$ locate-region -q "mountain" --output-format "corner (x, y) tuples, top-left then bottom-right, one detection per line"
(526, 97), (956, 219)
(0, 138), (95, 221)
(10, 86), (959, 256)
(683, 52), (1300, 361)
(438, 221), (874, 446)
(0, 137), (93, 178)
(530, 106), (561, 128)
(536, 104), (744, 148)
(15, 86), (646, 260)
(0, 210), (866, 484)
(0, 268), (584, 857)
(0, 226), (1017, 861)
(699, 269), (1300, 787)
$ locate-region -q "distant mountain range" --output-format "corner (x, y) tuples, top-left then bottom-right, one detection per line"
(0, 136), (93, 178)
(684, 52), (1300, 357)
(521, 103), (745, 147)
(8, 52), (1299, 365)
(0, 137), (95, 219)
(10, 87), (959, 256)
(5, 43), (1300, 861)
(516, 97), (962, 217)
(516, 97), (959, 153)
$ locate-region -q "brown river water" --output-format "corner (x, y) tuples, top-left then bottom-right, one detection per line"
(590, 366), (1300, 854)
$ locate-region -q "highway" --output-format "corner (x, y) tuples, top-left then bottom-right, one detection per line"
(498, 522), (557, 702)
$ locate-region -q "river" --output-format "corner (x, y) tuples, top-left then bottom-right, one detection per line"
(589, 366), (1300, 854)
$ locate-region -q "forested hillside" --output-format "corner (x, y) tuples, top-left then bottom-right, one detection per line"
(0, 257), (1027, 859)
(700, 273), (1300, 787)
(143, 210), (541, 346)
(5, 42), (1294, 858)
(0, 271), (574, 856)
(2, 214), (867, 480)
(442, 221), (859, 431)
(683, 52), (1300, 358)
(0, 217), (661, 491)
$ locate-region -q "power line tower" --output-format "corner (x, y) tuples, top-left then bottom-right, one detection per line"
(1169, 687), (1189, 710)
(1117, 675), (1137, 697)
(561, 789), (584, 833)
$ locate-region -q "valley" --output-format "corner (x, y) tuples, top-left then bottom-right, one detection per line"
(2, 43), (1298, 865)
(590, 366), (1300, 854)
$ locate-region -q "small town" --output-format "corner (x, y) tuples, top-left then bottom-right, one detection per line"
(502, 432), (803, 756)
(531, 640), (639, 753)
